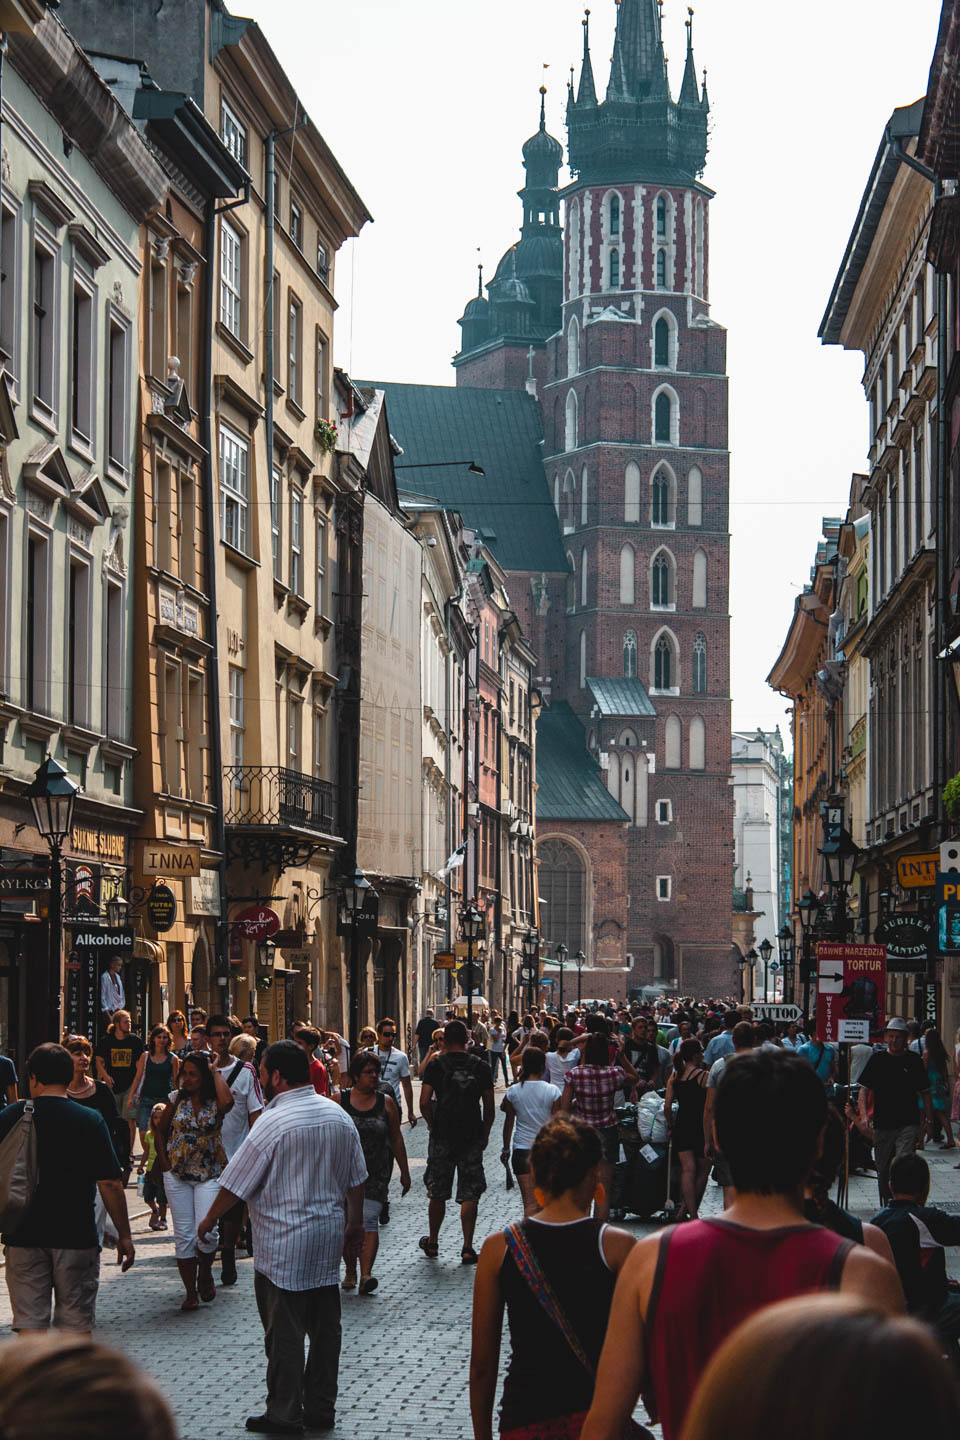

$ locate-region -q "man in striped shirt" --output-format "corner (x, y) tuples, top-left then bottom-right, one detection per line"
(199, 1039), (367, 1435)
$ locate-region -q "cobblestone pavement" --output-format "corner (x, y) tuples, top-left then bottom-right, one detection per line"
(2, 1085), (959, 1439)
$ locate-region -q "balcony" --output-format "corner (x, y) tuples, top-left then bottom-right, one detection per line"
(224, 765), (342, 872)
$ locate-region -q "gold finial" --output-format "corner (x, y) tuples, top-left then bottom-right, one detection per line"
(540, 85), (547, 96)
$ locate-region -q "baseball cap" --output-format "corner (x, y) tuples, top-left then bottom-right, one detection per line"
(884, 1017), (908, 1033)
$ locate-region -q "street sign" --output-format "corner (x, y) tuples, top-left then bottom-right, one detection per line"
(433, 951), (456, 971)
(235, 905), (281, 941)
(838, 1019), (870, 1043)
(750, 1003), (802, 1023)
(915, 979), (938, 1028)
(519, 964), (539, 984)
(146, 884), (177, 933)
(816, 942), (886, 1045)
(897, 852), (939, 889)
(875, 914), (932, 971)
(458, 962), (483, 990)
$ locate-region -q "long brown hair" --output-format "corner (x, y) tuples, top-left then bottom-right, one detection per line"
(682, 1295), (958, 1440)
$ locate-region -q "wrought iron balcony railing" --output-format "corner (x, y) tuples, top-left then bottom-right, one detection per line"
(224, 766), (339, 837)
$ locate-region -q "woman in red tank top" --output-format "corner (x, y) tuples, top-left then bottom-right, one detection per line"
(578, 1050), (904, 1440)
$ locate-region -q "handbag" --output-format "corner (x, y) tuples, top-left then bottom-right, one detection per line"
(504, 1224), (653, 1439)
(0, 1101), (38, 1231)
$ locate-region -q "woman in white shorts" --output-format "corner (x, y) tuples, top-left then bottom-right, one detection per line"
(500, 1047), (562, 1216)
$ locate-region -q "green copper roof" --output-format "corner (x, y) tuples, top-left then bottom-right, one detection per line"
(586, 677), (657, 718)
(536, 703), (630, 823)
(366, 383), (567, 574)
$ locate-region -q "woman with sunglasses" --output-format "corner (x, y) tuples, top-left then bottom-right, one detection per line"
(64, 1034), (129, 1240)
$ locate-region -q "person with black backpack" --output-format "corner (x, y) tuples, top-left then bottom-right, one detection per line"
(207, 1015), (262, 1285)
(418, 1019), (495, 1264)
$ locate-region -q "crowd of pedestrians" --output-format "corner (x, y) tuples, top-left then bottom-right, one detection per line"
(2, 996), (960, 1439)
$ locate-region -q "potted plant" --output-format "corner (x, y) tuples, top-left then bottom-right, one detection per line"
(944, 773), (960, 823)
(315, 417), (338, 455)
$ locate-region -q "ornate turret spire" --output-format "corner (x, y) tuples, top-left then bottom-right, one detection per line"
(576, 10), (598, 108)
(701, 66), (710, 111)
(606, 0), (664, 102)
(679, 8), (701, 105)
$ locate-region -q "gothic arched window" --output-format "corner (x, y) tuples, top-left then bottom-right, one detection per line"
(652, 550), (673, 608)
(567, 316), (580, 376)
(689, 715), (706, 770)
(657, 194), (667, 238)
(655, 392), (672, 444)
(652, 467), (675, 527)
(610, 248), (621, 290)
(665, 714), (681, 769)
(654, 634), (673, 691)
(693, 633), (707, 693)
(655, 317), (670, 367)
(610, 193), (621, 237)
(565, 389), (578, 451)
(623, 629), (638, 678)
(619, 544), (635, 605)
(656, 248), (667, 288)
(624, 461), (641, 523)
(537, 838), (587, 955)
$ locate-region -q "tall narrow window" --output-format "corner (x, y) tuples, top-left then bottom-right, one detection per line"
(652, 467), (674, 526)
(316, 513), (327, 615)
(32, 243), (55, 411)
(288, 695), (302, 770)
(220, 97), (247, 166)
(0, 203), (19, 372)
(104, 579), (124, 737)
(176, 281), (193, 389)
(70, 279), (93, 447)
(693, 633), (707, 693)
(155, 461), (173, 572)
(219, 424), (249, 553)
(567, 317), (579, 376)
(228, 666), (244, 770)
(620, 544), (635, 605)
(565, 390), (578, 451)
(270, 465), (282, 580)
(219, 219), (242, 338)
(609, 248), (620, 290)
(579, 629), (587, 689)
(665, 714), (681, 768)
(316, 237), (329, 282)
(687, 465), (703, 526)
(689, 715), (706, 770)
(66, 560), (90, 725)
(186, 670), (205, 798)
(692, 548), (707, 608)
(149, 258), (166, 379)
(656, 194), (667, 238)
(655, 391), (672, 444)
(610, 193), (621, 236)
(162, 661), (181, 795)
(288, 297), (302, 406)
(623, 629), (638, 678)
(656, 248), (667, 288)
(580, 465), (589, 525)
(290, 487), (303, 596)
(289, 199), (303, 249)
(316, 330), (328, 421)
(580, 547), (588, 609)
(107, 317), (128, 472)
(654, 316), (670, 367)
(625, 461), (641, 522)
(654, 635), (673, 690)
(652, 551), (672, 607)
(179, 473), (196, 589)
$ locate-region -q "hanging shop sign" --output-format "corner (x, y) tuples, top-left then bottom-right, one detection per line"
(875, 914), (932, 971)
(897, 852), (939, 889)
(433, 951), (456, 971)
(0, 865), (49, 899)
(750, 1003), (803, 1023)
(816, 942), (887, 1045)
(235, 904), (281, 942)
(141, 842), (202, 879)
(64, 861), (100, 921)
(186, 869), (221, 917)
(145, 884), (177, 933)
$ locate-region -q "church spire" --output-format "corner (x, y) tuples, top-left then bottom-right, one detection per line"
(606, 0), (664, 102)
(678, 8), (701, 105)
(576, 9), (598, 108)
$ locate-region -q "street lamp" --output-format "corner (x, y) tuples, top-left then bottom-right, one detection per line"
(769, 958), (782, 1001)
(25, 755), (79, 1041)
(758, 936), (773, 1002)
(777, 924), (795, 1003)
(460, 902), (485, 1032)
(105, 894), (130, 931)
(340, 866), (378, 1054)
(575, 949), (586, 1010)
(821, 828), (859, 892)
(555, 943), (568, 1014)
(797, 889), (821, 1024)
(522, 929), (540, 1009)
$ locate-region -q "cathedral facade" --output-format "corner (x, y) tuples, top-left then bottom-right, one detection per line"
(381, 0), (734, 996)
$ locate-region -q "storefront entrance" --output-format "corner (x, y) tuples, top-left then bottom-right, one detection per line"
(0, 931), (24, 1078)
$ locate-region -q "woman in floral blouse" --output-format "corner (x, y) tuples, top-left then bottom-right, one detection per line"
(154, 1050), (233, 1310)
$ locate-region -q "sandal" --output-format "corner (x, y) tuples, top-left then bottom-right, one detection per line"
(460, 1247), (479, 1265)
(180, 1296), (199, 1312)
(359, 1275), (379, 1294)
(341, 1275), (357, 1291)
(418, 1235), (439, 1258)
(198, 1275), (217, 1303)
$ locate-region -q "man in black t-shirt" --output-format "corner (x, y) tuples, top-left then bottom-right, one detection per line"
(0, 1043), (133, 1333)
(94, 1009), (145, 1157)
(859, 1017), (934, 1204)
(418, 1020), (494, 1263)
(415, 1009), (438, 1065)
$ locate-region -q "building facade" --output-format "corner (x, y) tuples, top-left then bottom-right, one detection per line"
(731, 727), (790, 982)
(0, 10), (167, 1064)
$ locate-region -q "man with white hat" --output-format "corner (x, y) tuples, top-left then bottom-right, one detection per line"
(858, 1017), (934, 1205)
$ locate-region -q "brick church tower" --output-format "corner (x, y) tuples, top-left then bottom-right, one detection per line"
(440, 0), (735, 995)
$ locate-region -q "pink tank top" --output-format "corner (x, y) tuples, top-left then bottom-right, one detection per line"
(646, 1219), (853, 1440)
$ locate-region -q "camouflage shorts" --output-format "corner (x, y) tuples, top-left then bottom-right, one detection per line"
(424, 1137), (487, 1204)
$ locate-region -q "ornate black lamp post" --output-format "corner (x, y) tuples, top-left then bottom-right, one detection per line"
(555, 943), (568, 1013)
(26, 756), (79, 1041)
(797, 889), (821, 1024)
(758, 936), (773, 1002)
(340, 867), (377, 1054)
(522, 929), (539, 1009)
(575, 949), (586, 1009)
(460, 902), (485, 1033)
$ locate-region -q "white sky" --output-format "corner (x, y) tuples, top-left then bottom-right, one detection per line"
(241, 0), (943, 739)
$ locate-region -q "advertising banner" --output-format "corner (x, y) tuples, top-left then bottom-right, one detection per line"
(816, 942), (886, 1044)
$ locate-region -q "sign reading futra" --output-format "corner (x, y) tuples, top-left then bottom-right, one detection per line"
(145, 884), (177, 933)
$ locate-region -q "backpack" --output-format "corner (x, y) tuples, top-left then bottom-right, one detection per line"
(432, 1055), (486, 1152)
(0, 1101), (38, 1232)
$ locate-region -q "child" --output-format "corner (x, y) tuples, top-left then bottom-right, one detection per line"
(142, 1102), (168, 1231)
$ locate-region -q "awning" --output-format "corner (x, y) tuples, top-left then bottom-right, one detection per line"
(133, 939), (164, 963)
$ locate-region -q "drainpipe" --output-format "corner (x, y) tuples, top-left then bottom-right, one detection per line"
(201, 199), (231, 1003)
(264, 131), (276, 547)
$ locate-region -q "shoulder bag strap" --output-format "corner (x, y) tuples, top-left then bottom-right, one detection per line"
(226, 1061), (244, 1088)
(504, 1223), (595, 1378)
